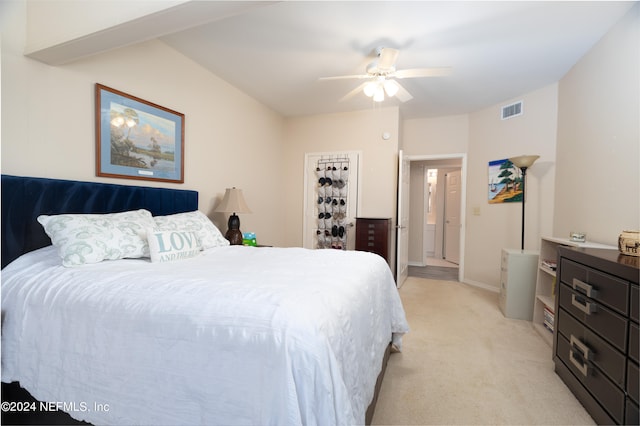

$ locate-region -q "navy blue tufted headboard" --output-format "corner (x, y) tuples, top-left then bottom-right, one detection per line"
(1, 175), (199, 268)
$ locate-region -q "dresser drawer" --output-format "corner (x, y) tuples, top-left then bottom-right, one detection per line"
(363, 221), (388, 233)
(631, 285), (639, 323)
(560, 258), (629, 315)
(628, 360), (639, 405)
(557, 308), (625, 387)
(559, 283), (628, 352)
(557, 333), (625, 423)
(627, 399), (639, 426)
(630, 322), (639, 363)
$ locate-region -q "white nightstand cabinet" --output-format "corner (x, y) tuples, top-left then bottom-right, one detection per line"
(499, 249), (539, 320)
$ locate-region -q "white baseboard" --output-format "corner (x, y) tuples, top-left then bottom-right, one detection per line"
(462, 278), (500, 293)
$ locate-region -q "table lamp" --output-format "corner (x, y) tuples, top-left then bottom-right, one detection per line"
(214, 187), (252, 245)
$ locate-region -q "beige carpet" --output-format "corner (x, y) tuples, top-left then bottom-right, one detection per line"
(372, 277), (595, 425)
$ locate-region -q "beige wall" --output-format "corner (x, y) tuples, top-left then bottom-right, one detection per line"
(281, 108), (400, 258)
(465, 84), (558, 289)
(402, 115), (469, 155)
(1, 0), (287, 246)
(401, 86), (558, 291)
(554, 3), (639, 244)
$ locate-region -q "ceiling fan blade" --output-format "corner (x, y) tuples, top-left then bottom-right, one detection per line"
(339, 82), (368, 102)
(394, 67), (452, 78)
(319, 74), (371, 81)
(378, 48), (399, 70)
(394, 81), (413, 103)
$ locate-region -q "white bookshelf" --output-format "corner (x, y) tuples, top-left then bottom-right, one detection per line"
(533, 236), (617, 347)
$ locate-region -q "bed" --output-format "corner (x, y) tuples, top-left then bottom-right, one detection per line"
(1, 175), (409, 425)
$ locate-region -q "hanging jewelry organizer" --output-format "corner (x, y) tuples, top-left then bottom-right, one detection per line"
(315, 156), (350, 250)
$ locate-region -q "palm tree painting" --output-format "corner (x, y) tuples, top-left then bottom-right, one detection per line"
(488, 159), (523, 204)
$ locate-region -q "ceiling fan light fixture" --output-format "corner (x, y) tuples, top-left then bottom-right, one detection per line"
(363, 81), (377, 97)
(383, 79), (399, 97)
(322, 46), (450, 104)
(373, 85), (385, 102)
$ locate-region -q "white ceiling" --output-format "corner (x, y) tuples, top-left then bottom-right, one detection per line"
(158, 1), (634, 119)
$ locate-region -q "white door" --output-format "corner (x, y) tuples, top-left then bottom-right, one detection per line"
(444, 169), (461, 264)
(396, 150), (410, 288)
(303, 152), (360, 250)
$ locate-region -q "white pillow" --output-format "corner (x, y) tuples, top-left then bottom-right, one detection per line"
(152, 211), (229, 249)
(37, 209), (155, 267)
(147, 228), (201, 263)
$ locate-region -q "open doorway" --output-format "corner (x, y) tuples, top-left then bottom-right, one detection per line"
(404, 155), (465, 281)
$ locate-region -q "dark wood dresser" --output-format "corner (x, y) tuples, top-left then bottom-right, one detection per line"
(554, 246), (639, 425)
(355, 218), (391, 264)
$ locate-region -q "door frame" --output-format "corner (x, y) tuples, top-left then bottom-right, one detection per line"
(395, 150), (410, 288)
(402, 153), (467, 282)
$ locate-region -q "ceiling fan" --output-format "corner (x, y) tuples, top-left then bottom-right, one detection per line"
(320, 47), (451, 103)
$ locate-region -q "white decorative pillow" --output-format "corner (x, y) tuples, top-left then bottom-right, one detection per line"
(152, 210), (229, 249)
(37, 209), (155, 267)
(147, 228), (201, 263)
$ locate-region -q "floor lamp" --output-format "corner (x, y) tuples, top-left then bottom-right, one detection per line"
(509, 155), (539, 251)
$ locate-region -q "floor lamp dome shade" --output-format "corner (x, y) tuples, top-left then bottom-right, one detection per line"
(510, 155), (540, 169)
(214, 188), (252, 245)
(509, 155), (540, 251)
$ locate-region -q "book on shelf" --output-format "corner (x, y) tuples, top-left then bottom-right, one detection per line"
(541, 259), (557, 271)
(543, 306), (555, 332)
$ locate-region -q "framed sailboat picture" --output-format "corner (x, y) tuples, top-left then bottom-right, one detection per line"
(488, 159), (522, 204)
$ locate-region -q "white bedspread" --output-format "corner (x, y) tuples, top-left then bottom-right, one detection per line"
(1, 245), (408, 425)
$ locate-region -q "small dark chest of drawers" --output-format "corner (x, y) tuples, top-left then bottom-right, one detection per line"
(355, 218), (391, 264)
(554, 246), (639, 425)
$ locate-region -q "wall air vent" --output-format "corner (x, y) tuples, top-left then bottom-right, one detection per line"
(501, 101), (523, 120)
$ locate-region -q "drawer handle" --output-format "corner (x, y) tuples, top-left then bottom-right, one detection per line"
(572, 278), (597, 298)
(571, 293), (596, 315)
(569, 335), (592, 377)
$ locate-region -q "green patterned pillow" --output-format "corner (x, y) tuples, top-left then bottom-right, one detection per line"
(152, 210), (229, 249)
(37, 209), (155, 267)
(147, 228), (201, 263)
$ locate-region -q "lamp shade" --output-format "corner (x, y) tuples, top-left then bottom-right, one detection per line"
(509, 155), (540, 169)
(214, 188), (252, 214)
(373, 85), (385, 102)
(363, 81), (376, 97)
(383, 79), (399, 97)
